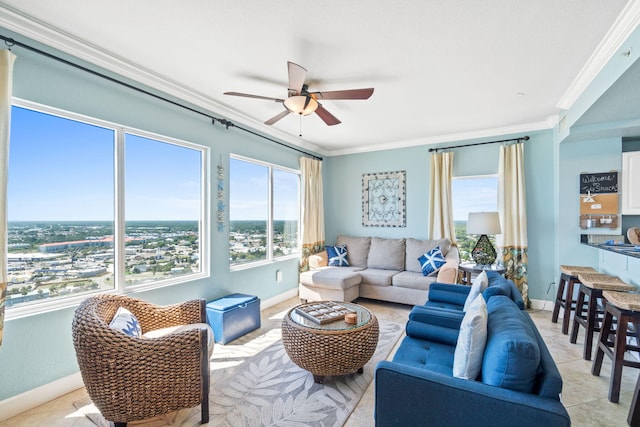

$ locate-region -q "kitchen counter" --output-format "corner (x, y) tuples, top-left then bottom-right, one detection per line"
(583, 243), (640, 259)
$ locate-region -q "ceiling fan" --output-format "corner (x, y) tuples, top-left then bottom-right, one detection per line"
(224, 61), (374, 126)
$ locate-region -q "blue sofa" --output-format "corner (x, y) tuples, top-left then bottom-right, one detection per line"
(375, 294), (570, 426)
(423, 270), (525, 311)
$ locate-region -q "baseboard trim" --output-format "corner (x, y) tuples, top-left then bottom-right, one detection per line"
(530, 298), (553, 311)
(0, 372), (84, 422)
(261, 288), (299, 310)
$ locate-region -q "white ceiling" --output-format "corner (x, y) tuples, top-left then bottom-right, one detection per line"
(0, 0), (634, 155)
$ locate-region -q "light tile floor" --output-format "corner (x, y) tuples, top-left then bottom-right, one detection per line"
(1, 298), (637, 427)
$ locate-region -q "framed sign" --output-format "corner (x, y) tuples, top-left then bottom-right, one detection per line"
(579, 171), (618, 215)
(362, 170), (406, 227)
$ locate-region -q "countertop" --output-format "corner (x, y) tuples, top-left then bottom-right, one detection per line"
(583, 243), (640, 259)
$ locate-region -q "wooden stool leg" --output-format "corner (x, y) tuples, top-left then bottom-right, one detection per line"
(592, 307), (613, 377)
(630, 371), (640, 426)
(584, 290), (599, 361)
(562, 278), (576, 335)
(570, 286), (586, 344)
(610, 313), (629, 403)
(552, 274), (565, 324)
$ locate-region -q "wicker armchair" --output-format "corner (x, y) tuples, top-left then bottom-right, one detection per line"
(72, 294), (210, 427)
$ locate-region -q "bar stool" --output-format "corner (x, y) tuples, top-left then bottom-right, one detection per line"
(570, 273), (635, 360)
(592, 290), (640, 403)
(552, 265), (597, 334)
(629, 372), (640, 426)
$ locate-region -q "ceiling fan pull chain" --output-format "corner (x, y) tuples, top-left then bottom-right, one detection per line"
(299, 114), (303, 137)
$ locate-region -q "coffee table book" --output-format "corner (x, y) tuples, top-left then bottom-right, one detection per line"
(294, 302), (356, 324)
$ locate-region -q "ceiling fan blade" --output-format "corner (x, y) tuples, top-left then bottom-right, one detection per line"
(224, 91), (284, 102)
(287, 61), (307, 95)
(313, 88), (374, 100)
(315, 104), (342, 126)
(264, 110), (291, 125)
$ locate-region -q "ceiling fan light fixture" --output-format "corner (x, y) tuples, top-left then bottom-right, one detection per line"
(284, 95), (318, 115)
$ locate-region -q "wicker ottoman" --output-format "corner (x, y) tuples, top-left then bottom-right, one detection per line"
(281, 301), (379, 383)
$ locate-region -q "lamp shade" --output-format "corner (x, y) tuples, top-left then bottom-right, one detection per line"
(283, 95), (318, 116)
(467, 212), (501, 235)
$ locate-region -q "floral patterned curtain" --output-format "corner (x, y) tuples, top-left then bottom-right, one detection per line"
(299, 157), (325, 272)
(0, 49), (17, 347)
(497, 142), (529, 307)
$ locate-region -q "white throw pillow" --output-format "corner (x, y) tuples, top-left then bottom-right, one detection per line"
(109, 306), (142, 338)
(453, 294), (488, 380)
(463, 270), (489, 312)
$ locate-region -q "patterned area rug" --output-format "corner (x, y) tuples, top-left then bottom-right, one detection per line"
(74, 319), (403, 427)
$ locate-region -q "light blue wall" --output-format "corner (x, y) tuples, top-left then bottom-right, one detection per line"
(324, 145), (430, 240)
(0, 29), (305, 400)
(323, 130), (557, 301)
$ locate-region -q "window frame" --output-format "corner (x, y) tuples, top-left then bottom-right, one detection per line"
(452, 173), (499, 262)
(229, 154), (300, 271)
(6, 98), (209, 320)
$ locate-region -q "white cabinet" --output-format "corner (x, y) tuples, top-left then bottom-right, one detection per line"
(622, 151), (640, 214)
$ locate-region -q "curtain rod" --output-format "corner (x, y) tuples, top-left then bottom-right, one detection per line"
(427, 135), (529, 152)
(1, 35), (322, 161)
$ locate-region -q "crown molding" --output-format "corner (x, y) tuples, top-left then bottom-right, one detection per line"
(325, 118), (556, 156)
(0, 5), (326, 157)
(556, 0), (640, 110)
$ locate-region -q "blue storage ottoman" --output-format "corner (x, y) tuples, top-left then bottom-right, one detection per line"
(206, 293), (261, 344)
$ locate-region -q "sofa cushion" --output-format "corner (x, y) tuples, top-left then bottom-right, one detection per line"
(359, 268), (400, 287)
(392, 335), (454, 376)
(143, 323), (214, 358)
(337, 235), (371, 268)
(418, 246), (447, 276)
(109, 307), (142, 337)
(299, 267), (362, 290)
(463, 270), (488, 311)
(453, 295), (488, 380)
(405, 238), (452, 273)
(325, 245), (349, 266)
(367, 237), (405, 270)
(482, 296), (540, 393)
(391, 271), (436, 290)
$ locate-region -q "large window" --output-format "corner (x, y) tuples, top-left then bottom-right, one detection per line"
(452, 175), (498, 261)
(229, 155), (300, 267)
(6, 101), (207, 312)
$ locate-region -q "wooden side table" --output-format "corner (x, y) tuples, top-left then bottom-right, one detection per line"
(458, 262), (506, 285)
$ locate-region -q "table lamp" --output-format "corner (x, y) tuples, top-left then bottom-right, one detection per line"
(467, 211), (501, 266)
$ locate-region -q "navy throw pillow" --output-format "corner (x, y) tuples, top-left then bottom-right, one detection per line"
(326, 245), (349, 266)
(418, 246), (446, 276)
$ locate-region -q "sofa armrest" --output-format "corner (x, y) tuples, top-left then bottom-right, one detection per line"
(308, 251), (328, 269)
(375, 361), (571, 427)
(405, 308), (463, 346)
(426, 283), (470, 307)
(435, 259), (459, 284)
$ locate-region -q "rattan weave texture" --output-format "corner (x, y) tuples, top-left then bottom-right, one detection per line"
(603, 291), (640, 312)
(577, 273), (636, 291)
(281, 304), (379, 380)
(72, 294), (210, 425)
(560, 265), (597, 276)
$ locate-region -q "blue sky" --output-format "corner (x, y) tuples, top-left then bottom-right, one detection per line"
(8, 105), (201, 221)
(9, 105), (493, 223)
(229, 157), (299, 221)
(452, 176), (498, 221)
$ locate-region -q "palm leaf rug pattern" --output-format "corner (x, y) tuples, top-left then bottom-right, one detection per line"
(75, 319), (403, 427)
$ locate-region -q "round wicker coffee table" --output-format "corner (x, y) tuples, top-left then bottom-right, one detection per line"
(281, 301), (379, 384)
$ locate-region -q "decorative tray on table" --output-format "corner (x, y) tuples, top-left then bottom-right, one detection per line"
(294, 302), (356, 324)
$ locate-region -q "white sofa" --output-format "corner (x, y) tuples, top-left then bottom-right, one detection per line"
(299, 235), (459, 306)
